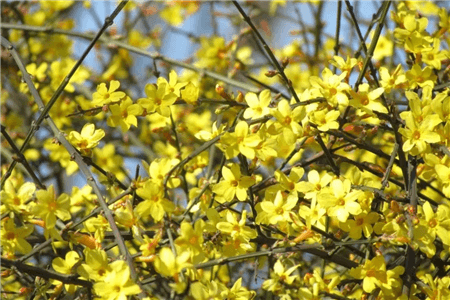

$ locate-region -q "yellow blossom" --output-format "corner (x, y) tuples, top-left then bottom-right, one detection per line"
(68, 123), (105, 157)
(212, 163), (255, 203)
(349, 255), (404, 293)
(349, 83), (387, 115)
(135, 180), (175, 222)
(138, 82), (177, 117)
(107, 97), (143, 132)
(1, 218), (34, 255)
(0, 181), (35, 214)
(92, 80), (126, 106)
(154, 247), (192, 280)
(33, 184), (71, 231)
(93, 261), (141, 300)
(309, 109), (340, 131)
(243, 89), (272, 120)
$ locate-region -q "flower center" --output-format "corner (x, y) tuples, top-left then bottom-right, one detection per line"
(360, 96), (369, 106)
(6, 232), (16, 240)
(428, 218), (437, 228)
(48, 201), (58, 212)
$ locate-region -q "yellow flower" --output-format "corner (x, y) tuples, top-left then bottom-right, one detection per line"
(340, 212), (379, 240)
(255, 191), (298, 225)
(318, 179), (362, 222)
(1, 218), (34, 255)
(154, 247), (192, 280)
(212, 163), (255, 203)
(136, 180), (175, 222)
(221, 278), (256, 300)
(262, 260), (300, 293)
(349, 255), (404, 293)
(157, 70), (187, 97)
(93, 144), (126, 182)
(18, 62), (47, 93)
(270, 99), (306, 144)
(269, 0), (286, 16)
(349, 83), (387, 115)
(107, 97), (143, 132)
(147, 158), (181, 188)
(44, 138), (79, 175)
(69, 185), (96, 214)
(84, 215), (110, 243)
(398, 111), (441, 155)
(219, 121), (261, 159)
(273, 167), (306, 197)
(372, 31), (394, 61)
(329, 55), (358, 75)
(160, 1), (200, 27)
(309, 109), (340, 131)
(309, 68), (351, 109)
(379, 65), (407, 93)
(421, 202), (450, 246)
(92, 80), (126, 106)
(128, 29), (152, 49)
(33, 184), (71, 230)
(137, 82), (177, 117)
(139, 233), (161, 258)
(52, 251), (81, 294)
(175, 220), (205, 259)
(243, 89), (272, 120)
(394, 13), (433, 53)
(435, 164), (450, 197)
(296, 170), (333, 201)
(49, 58), (89, 93)
(93, 261), (141, 300)
(421, 38), (449, 70)
(68, 123), (105, 156)
(181, 82), (199, 105)
(0, 181), (35, 214)
(405, 63), (437, 89)
(195, 121), (225, 141)
(77, 248), (109, 282)
(299, 199), (326, 229)
(216, 210), (257, 242)
(195, 36), (251, 71)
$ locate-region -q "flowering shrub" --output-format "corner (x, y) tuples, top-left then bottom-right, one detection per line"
(1, 1), (450, 299)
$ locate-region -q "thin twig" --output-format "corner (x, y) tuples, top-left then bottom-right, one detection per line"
(1, 125), (45, 189)
(232, 1), (301, 103)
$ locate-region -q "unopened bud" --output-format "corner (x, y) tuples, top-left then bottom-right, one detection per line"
(281, 57), (289, 68)
(395, 215), (406, 224)
(215, 105), (229, 114)
(343, 145), (356, 152)
(265, 70), (278, 77)
(390, 200), (401, 213)
(215, 84), (232, 101)
(236, 91), (244, 103)
(240, 27), (252, 35)
(370, 126), (379, 135)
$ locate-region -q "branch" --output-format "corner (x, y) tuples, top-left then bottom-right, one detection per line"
(232, 1), (301, 103)
(0, 23), (259, 93)
(2, 258), (93, 288)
